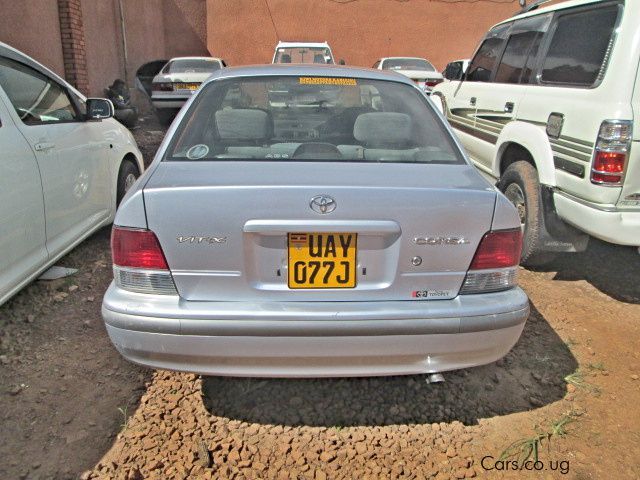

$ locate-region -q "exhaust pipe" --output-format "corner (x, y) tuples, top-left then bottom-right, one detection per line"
(426, 373), (445, 383)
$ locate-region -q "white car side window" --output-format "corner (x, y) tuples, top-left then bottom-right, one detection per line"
(0, 57), (79, 125)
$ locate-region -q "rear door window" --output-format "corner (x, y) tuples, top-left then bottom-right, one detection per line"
(494, 32), (538, 84)
(494, 14), (551, 84)
(540, 3), (620, 87)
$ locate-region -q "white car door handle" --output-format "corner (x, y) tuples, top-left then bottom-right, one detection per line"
(34, 142), (55, 152)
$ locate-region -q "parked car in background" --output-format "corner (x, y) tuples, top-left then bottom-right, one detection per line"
(151, 56), (227, 125)
(272, 41), (336, 64)
(442, 59), (470, 81)
(433, 0), (640, 265)
(0, 42), (144, 306)
(103, 64), (529, 378)
(373, 57), (444, 93)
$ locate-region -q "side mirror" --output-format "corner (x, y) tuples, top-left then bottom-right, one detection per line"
(86, 98), (114, 120)
(338, 59), (346, 65)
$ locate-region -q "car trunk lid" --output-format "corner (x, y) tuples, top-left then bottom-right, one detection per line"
(143, 161), (497, 302)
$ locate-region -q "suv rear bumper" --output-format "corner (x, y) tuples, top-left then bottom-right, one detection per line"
(554, 191), (640, 246)
(102, 283), (529, 377)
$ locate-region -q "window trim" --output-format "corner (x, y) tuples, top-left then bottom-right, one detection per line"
(533, 1), (624, 89)
(0, 55), (84, 126)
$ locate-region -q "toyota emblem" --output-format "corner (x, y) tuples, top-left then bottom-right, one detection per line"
(309, 195), (336, 214)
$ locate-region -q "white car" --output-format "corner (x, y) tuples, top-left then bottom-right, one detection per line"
(373, 57), (444, 93)
(272, 42), (335, 64)
(151, 56), (227, 125)
(0, 42), (144, 306)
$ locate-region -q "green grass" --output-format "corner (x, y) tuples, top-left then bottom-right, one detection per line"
(565, 337), (580, 347)
(587, 361), (606, 372)
(565, 369), (601, 394)
(499, 412), (577, 465)
(117, 406), (129, 432)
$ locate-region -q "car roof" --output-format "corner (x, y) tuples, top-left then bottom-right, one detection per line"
(492, 0), (605, 28)
(275, 41), (331, 49)
(0, 41), (85, 100)
(168, 56), (223, 62)
(202, 64), (415, 86)
(381, 57), (430, 61)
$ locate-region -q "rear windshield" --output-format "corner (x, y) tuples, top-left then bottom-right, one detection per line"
(274, 48), (334, 64)
(162, 59), (220, 73)
(165, 76), (464, 164)
(382, 59), (435, 71)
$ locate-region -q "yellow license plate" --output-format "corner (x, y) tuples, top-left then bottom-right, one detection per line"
(288, 233), (357, 289)
(175, 83), (199, 90)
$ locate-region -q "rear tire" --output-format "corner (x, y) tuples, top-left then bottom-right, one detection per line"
(498, 161), (555, 267)
(155, 108), (177, 127)
(116, 159), (140, 206)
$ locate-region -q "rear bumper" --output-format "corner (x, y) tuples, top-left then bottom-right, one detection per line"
(102, 283), (529, 377)
(554, 191), (640, 246)
(151, 96), (188, 109)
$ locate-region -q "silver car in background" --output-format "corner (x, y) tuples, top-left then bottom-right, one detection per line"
(103, 65), (529, 377)
(151, 56), (227, 125)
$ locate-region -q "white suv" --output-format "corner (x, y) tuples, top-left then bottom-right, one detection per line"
(433, 0), (639, 264)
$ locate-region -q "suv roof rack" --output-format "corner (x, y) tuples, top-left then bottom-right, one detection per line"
(517, 0), (551, 15)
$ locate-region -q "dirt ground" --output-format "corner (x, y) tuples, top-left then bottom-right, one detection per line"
(0, 117), (639, 480)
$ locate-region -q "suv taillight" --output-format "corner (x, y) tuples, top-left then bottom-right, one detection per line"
(426, 79), (443, 88)
(111, 227), (177, 295)
(591, 120), (632, 186)
(460, 229), (522, 295)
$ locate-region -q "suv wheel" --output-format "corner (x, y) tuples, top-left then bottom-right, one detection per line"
(499, 161), (555, 267)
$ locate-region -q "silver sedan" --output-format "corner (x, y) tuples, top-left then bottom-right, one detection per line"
(103, 65), (529, 377)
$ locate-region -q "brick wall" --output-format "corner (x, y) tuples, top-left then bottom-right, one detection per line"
(57, 0), (89, 95)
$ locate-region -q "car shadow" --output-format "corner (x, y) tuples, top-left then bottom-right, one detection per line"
(202, 303), (576, 427)
(530, 239), (639, 305)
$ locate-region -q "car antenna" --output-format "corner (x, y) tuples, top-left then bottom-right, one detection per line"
(516, 0), (551, 15)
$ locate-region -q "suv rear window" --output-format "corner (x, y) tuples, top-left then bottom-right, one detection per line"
(165, 76), (463, 164)
(540, 4), (619, 86)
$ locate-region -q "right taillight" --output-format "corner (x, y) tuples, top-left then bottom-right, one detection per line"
(460, 229), (522, 295)
(111, 226), (177, 295)
(591, 120), (632, 186)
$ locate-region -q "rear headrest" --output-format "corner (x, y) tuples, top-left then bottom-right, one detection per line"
(215, 109), (271, 140)
(353, 112), (412, 145)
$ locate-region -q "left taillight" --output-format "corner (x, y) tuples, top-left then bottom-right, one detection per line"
(460, 229), (522, 295)
(591, 120), (632, 186)
(425, 79), (443, 88)
(111, 226), (177, 295)
(152, 82), (174, 92)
